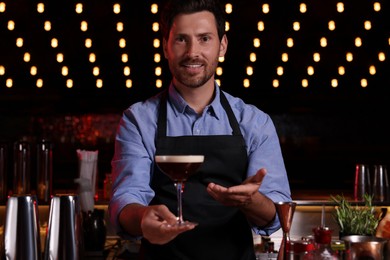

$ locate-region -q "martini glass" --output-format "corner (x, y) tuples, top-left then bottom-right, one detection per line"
(155, 155), (204, 226)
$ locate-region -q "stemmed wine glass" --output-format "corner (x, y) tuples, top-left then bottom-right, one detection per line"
(155, 155), (204, 226)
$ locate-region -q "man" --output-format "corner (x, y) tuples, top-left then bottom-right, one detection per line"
(109, 0), (291, 259)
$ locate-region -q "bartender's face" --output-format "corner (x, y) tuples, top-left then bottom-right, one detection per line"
(163, 11), (227, 89)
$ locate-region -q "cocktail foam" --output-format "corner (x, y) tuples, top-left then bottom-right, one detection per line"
(155, 155), (204, 163)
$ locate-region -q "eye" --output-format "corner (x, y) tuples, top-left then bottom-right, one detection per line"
(175, 36), (186, 43)
(201, 35), (210, 42)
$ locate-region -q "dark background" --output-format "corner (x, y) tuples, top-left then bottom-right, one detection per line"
(1, 0), (389, 198)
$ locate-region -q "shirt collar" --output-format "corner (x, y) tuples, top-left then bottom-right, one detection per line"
(167, 82), (223, 120)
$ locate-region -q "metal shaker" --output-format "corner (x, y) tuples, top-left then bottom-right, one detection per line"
(3, 195), (41, 260)
(44, 195), (83, 260)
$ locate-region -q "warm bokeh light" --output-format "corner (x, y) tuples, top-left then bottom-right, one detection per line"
(225, 3), (233, 14)
(331, 79), (338, 88)
(75, 3), (83, 14)
(328, 20), (336, 31)
(361, 78), (368, 88)
(250, 53), (256, 62)
(336, 2), (344, 13)
(113, 4), (120, 14)
(281, 53), (288, 62)
(37, 3), (44, 13)
(85, 38), (92, 48)
(117, 22), (124, 32)
(338, 66), (345, 75)
(124, 66), (131, 76)
(51, 38), (58, 48)
(293, 21), (300, 31)
(287, 38), (294, 48)
(57, 53), (64, 63)
(89, 53), (96, 63)
(61, 66), (68, 76)
(152, 22), (159, 32)
(23, 53), (31, 62)
(307, 66), (314, 75)
(369, 65), (376, 75)
(0, 2), (6, 12)
(6, 78), (13, 88)
(346, 52), (353, 62)
(126, 79), (132, 88)
(262, 4), (270, 14)
(277, 66), (284, 76)
(80, 21), (88, 31)
(7, 20), (15, 30)
(16, 38), (23, 47)
(302, 79), (308, 88)
(93, 67), (100, 76)
(44, 21), (51, 31)
(253, 38), (260, 48)
(36, 78), (43, 88)
(257, 21), (264, 32)
(66, 79), (73, 88)
(30, 66), (37, 76)
(272, 79), (279, 88)
(320, 37), (327, 47)
(121, 54), (128, 63)
(300, 3), (307, 13)
(96, 79), (103, 88)
(243, 79), (250, 88)
(246, 66), (253, 76)
(313, 53), (320, 62)
(151, 4), (158, 14)
(155, 67), (162, 76)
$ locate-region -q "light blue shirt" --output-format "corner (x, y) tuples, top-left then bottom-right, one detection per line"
(109, 83), (291, 237)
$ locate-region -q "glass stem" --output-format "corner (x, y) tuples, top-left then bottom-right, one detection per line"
(176, 181), (184, 224)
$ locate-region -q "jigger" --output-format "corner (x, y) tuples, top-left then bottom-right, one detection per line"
(275, 201), (297, 260)
(3, 195), (41, 260)
(44, 195), (83, 260)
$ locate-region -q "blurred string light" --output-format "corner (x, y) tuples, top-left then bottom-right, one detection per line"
(0, 1), (388, 91)
(152, 3), (163, 88)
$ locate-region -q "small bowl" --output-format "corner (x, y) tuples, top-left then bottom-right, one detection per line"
(342, 235), (387, 260)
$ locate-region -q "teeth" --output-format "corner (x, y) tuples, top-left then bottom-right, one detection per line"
(185, 64), (201, 68)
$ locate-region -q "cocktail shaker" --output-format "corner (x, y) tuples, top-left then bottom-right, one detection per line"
(2, 195), (41, 260)
(44, 195), (83, 260)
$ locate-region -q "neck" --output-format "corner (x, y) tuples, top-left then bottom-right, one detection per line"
(174, 81), (215, 114)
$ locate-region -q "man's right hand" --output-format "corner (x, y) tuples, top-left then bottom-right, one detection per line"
(119, 203), (196, 245)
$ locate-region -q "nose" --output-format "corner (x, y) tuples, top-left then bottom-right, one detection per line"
(186, 39), (200, 58)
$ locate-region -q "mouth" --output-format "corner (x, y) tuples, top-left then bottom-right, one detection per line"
(181, 62), (204, 74)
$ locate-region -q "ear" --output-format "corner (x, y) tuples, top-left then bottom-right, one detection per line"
(163, 38), (169, 59)
(219, 34), (228, 58)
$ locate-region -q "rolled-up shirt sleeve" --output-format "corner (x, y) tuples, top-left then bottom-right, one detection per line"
(108, 108), (156, 238)
(238, 103), (291, 236)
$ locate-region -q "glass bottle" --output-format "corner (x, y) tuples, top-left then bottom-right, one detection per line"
(103, 173), (112, 200)
(313, 226), (338, 260)
(37, 140), (53, 204)
(13, 141), (31, 194)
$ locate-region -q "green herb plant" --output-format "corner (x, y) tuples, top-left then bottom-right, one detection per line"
(331, 194), (380, 236)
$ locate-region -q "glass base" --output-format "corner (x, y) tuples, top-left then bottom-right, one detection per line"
(164, 220), (198, 228)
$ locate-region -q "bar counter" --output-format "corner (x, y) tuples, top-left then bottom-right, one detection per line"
(1, 193), (389, 259)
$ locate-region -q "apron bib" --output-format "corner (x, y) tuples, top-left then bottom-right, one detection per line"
(140, 90), (256, 260)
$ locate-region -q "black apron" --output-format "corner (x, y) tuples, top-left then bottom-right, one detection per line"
(140, 90), (256, 260)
